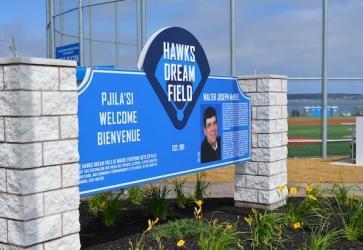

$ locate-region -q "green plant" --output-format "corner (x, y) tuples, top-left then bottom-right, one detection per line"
(198, 219), (243, 250)
(306, 220), (343, 250)
(144, 185), (171, 220)
(153, 218), (202, 240)
(128, 185), (144, 205)
(332, 183), (353, 207)
(87, 190), (125, 227)
(194, 172), (210, 200)
(245, 209), (285, 250)
(173, 178), (188, 209)
(129, 218), (160, 250)
(336, 197), (363, 241)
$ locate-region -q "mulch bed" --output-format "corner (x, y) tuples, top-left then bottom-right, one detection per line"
(80, 198), (363, 249)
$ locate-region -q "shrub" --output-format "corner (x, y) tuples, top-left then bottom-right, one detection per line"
(194, 172), (210, 200)
(306, 220), (343, 250)
(173, 178), (188, 209)
(128, 185), (144, 206)
(87, 190), (125, 227)
(144, 185), (171, 220)
(153, 218), (202, 240)
(245, 209), (285, 249)
(198, 219), (243, 250)
(336, 198), (363, 241)
(331, 183), (354, 207)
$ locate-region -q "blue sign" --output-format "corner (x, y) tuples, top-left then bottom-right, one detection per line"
(78, 27), (251, 196)
(56, 43), (80, 65)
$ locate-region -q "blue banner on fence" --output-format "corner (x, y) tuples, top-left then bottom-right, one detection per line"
(78, 27), (251, 196)
(56, 43), (80, 65)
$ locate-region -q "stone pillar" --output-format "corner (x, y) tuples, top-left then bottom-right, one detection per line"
(0, 58), (80, 249)
(235, 75), (288, 210)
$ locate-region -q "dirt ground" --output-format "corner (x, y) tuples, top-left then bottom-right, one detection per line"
(176, 158), (363, 184)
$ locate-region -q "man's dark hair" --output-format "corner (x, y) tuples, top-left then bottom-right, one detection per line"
(203, 107), (217, 128)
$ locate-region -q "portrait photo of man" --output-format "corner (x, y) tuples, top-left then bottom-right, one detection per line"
(201, 106), (221, 163)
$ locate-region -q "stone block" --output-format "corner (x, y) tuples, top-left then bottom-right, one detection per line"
(0, 218), (6, 243)
(60, 115), (78, 139)
(234, 174), (246, 188)
(257, 106), (281, 120)
(4, 65), (58, 90)
(245, 175), (269, 189)
(252, 107), (257, 120)
(281, 106), (288, 119)
(60, 68), (77, 90)
(251, 148), (271, 162)
(43, 140), (79, 166)
(281, 79), (287, 93)
(44, 234), (80, 250)
(62, 210), (80, 235)
(234, 187), (258, 203)
(258, 160), (286, 176)
(238, 79), (257, 93)
(0, 66), (3, 90)
(281, 132), (288, 146)
(249, 93), (275, 106)
(7, 167), (61, 195)
(0, 193), (43, 220)
(275, 93), (287, 105)
(5, 117), (58, 143)
(44, 187), (79, 215)
(252, 134), (258, 147)
(252, 120), (275, 134)
(0, 143), (43, 169)
(258, 188), (287, 205)
(42, 92), (77, 115)
(0, 91), (41, 116)
(257, 78), (282, 92)
(8, 215), (61, 246)
(0, 117), (4, 141)
(0, 168), (5, 192)
(275, 119), (288, 132)
(270, 146), (287, 161)
(0, 243), (43, 250)
(62, 163), (79, 187)
(235, 161), (258, 175)
(257, 133), (284, 147)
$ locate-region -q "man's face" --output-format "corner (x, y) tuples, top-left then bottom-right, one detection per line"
(204, 116), (218, 145)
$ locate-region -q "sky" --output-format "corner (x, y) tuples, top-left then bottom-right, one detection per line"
(1, 0), (363, 94)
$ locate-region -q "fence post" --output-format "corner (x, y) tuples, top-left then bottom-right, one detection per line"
(0, 58), (80, 249)
(235, 75), (288, 210)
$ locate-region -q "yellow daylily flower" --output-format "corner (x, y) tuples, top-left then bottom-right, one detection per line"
(306, 184), (313, 193)
(251, 208), (257, 214)
(244, 216), (253, 225)
(225, 223), (233, 230)
(195, 200), (203, 207)
(177, 239), (185, 247)
(289, 187), (298, 197)
(307, 194), (317, 201)
(146, 218), (159, 232)
(292, 222), (302, 229)
(278, 185), (286, 191)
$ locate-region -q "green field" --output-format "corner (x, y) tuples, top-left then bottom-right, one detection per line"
(288, 116), (355, 158)
(289, 124), (353, 139)
(288, 142), (351, 158)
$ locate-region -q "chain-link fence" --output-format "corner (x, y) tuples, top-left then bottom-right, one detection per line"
(288, 79), (362, 158)
(46, 0), (363, 158)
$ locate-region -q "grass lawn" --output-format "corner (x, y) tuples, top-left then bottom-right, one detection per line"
(288, 141), (351, 158)
(288, 116), (355, 157)
(288, 124), (353, 139)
